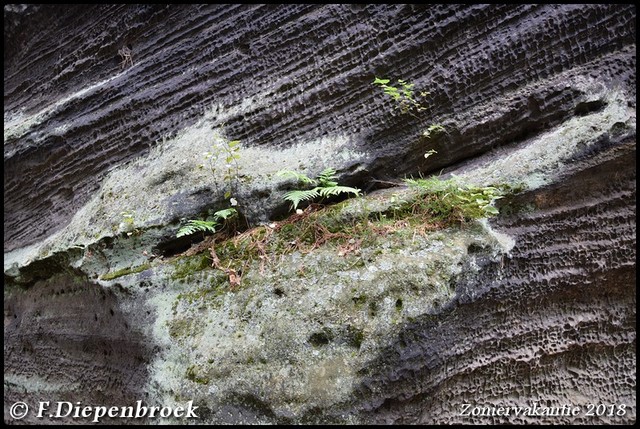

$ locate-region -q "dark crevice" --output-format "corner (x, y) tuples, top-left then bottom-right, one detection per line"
(308, 330), (333, 347)
(574, 99), (606, 116)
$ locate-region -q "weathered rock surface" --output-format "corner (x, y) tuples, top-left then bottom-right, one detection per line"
(351, 141), (637, 424)
(4, 4), (636, 425)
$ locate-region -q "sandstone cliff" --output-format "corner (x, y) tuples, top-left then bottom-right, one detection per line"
(4, 4), (636, 424)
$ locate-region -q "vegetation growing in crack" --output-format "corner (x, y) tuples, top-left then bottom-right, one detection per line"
(403, 176), (504, 218)
(373, 77), (429, 116)
(200, 138), (242, 200)
(168, 80), (508, 290)
(171, 176), (508, 290)
(177, 208), (238, 238)
(373, 77), (447, 157)
(277, 167), (361, 211)
(422, 124), (446, 140)
(100, 262), (151, 281)
(178, 136), (244, 239)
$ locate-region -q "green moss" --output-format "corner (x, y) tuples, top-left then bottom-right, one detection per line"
(167, 317), (205, 340)
(161, 178), (516, 290)
(346, 327), (365, 349)
(100, 263), (151, 281)
(186, 364), (210, 385)
(175, 279), (227, 308)
(171, 254), (212, 280)
(352, 295), (367, 309)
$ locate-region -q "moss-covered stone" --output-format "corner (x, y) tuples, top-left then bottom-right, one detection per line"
(170, 254), (212, 280)
(100, 262), (151, 281)
(186, 364), (211, 385)
(167, 317), (205, 341)
(147, 211), (513, 421)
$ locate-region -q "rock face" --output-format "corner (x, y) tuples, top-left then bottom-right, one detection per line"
(4, 4), (636, 425)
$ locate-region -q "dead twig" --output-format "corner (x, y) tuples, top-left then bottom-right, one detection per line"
(209, 243), (242, 290)
(118, 46), (134, 69)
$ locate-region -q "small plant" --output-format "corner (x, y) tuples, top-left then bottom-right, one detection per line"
(373, 77), (429, 116)
(423, 124), (446, 140)
(423, 149), (438, 160)
(118, 210), (142, 236)
(179, 136), (245, 239)
(177, 208), (238, 238)
(121, 210), (135, 227)
(404, 176), (504, 219)
(200, 139), (242, 200)
(277, 168), (361, 211)
(373, 77), (445, 158)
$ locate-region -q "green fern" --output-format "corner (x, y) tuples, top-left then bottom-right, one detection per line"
(213, 208), (237, 220)
(317, 185), (360, 198)
(283, 189), (321, 210)
(316, 168), (339, 187)
(276, 170), (316, 185)
(176, 208), (238, 238)
(176, 220), (219, 238)
(278, 168), (361, 210)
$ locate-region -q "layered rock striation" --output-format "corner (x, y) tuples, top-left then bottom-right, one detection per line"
(4, 4), (636, 424)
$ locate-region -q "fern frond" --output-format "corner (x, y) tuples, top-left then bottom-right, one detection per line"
(276, 170), (316, 185)
(316, 168), (338, 187)
(176, 220), (219, 238)
(317, 185), (361, 198)
(214, 208), (237, 220)
(283, 189), (320, 210)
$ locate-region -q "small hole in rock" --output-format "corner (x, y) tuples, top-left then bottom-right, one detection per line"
(308, 330), (332, 347)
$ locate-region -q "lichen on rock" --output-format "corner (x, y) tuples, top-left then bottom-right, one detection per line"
(141, 205), (512, 422)
(3, 3), (635, 425)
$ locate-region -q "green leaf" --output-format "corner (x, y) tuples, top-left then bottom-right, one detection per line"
(483, 205), (499, 215)
(317, 185), (361, 198)
(373, 77), (390, 85)
(277, 170), (316, 185)
(317, 167), (336, 179)
(214, 208), (237, 220)
(283, 189), (320, 210)
(228, 140), (240, 148)
(176, 220), (219, 238)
